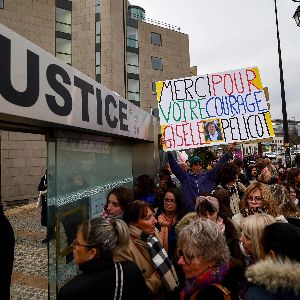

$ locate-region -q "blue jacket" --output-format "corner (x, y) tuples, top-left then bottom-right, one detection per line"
(168, 151), (232, 211)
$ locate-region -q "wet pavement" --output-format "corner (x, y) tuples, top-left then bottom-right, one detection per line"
(6, 203), (48, 300)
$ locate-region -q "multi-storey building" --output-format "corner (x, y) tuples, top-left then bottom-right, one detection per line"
(0, 0), (194, 205)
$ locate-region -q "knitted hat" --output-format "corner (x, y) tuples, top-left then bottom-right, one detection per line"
(195, 196), (219, 212)
(189, 156), (203, 166)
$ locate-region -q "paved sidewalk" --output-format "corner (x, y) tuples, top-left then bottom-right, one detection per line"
(6, 203), (48, 300)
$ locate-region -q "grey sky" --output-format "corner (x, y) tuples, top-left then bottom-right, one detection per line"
(131, 0), (300, 120)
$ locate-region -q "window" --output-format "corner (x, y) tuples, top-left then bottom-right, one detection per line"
(96, 52), (101, 75)
(127, 26), (138, 48)
(151, 82), (157, 94)
(56, 38), (71, 64)
(128, 6), (145, 21)
(56, 5), (72, 65)
(127, 52), (139, 74)
(151, 32), (161, 46)
(95, 0), (100, 13)
(0, 0), (4, 9)
(127, 79), (140, 101)
(151, 57), (163, 71)
(95, 1), (101, 81)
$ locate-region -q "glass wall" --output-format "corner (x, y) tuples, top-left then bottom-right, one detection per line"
(127, 52), (139, 74)
(95, 0), (101, 82)
(55, 2), (72, 65)
(48, 136), (133, 299)
(127, 79), (140, 101)
(127, 26), (138, 48)
(128, 5), (145, 21)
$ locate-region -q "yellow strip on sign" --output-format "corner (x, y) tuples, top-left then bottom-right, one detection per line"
(161, 125), (168, 150)
(265, 112), (275, 137)
(156, 81), (164, 102)
(250, 67), (263, 90)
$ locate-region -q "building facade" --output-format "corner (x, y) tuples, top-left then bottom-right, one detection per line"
(0, 0), (193, 205)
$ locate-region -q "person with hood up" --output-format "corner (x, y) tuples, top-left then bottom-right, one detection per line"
(244, 222), (300, 300)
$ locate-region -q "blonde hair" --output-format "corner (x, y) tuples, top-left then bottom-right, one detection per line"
(240, 181), (279, 217)
(241, 213), (276, 260)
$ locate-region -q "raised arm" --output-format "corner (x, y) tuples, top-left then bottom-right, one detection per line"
(167, 151), (187, 183)
(208, 143), (236, 179)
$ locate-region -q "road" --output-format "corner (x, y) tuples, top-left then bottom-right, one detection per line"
(5, 203), (48, 300)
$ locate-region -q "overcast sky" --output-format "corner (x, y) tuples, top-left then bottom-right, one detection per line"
(131, 0), (300, 120)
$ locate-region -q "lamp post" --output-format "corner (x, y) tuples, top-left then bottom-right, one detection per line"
(291, 116), (299, 150)
(273, 0), (291, 167)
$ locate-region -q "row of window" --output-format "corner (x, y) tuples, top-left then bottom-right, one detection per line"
(54, 5), (162, 103)
(95, 0), (101, 82)
(127, 27), (162, 48)
(55, 3), (72, 65)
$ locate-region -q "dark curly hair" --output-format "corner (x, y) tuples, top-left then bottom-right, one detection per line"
(214, 162), (239, 186)
(134, 174), (155, 197)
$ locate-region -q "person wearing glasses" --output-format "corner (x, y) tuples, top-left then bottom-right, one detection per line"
(176, 195), (245, 272)
(232, 182), (286, 231)
(156, 188), (186, 260)
(177, 219), (239, 300)
(114, 200), (179, 300)
(58, 218), (149, 300)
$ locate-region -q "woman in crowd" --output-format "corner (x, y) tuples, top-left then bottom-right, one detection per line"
(244, 222), (300, 300)
(280, 185), (300, 227)
(177, 219), (239, 300)
(214, 162), (244, 216)
(114, 200), (178, 300)
(245, 165), (258, 185)
(286, 167), (300, 199)
(232, 181), (286, 230)
(257, 164), (289, 206)
(176, 195), (244, 269)
(101, 187), (134, 219)
(277, 165), (287, 184)
(58, 218), (148, 300)
(156, 188), (185, 260)
(286, 185), (300, 208)
(240, 214), (276, 265)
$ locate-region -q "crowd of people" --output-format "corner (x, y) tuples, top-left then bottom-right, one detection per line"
(2, 144), (300, 300)
(58, 144), (300, 300)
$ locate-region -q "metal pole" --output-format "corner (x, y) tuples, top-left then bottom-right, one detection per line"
(274, 0), (291, 167)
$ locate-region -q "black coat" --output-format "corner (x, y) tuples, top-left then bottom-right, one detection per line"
(38, 175), (47, 227)
(0, 205), (15, 300)
(58, 258), (149, 300)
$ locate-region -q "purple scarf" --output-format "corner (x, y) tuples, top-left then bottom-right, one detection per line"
(180, 262), (230, 300)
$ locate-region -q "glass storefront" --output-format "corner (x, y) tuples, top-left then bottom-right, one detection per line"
(47, 135), (133, 298)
